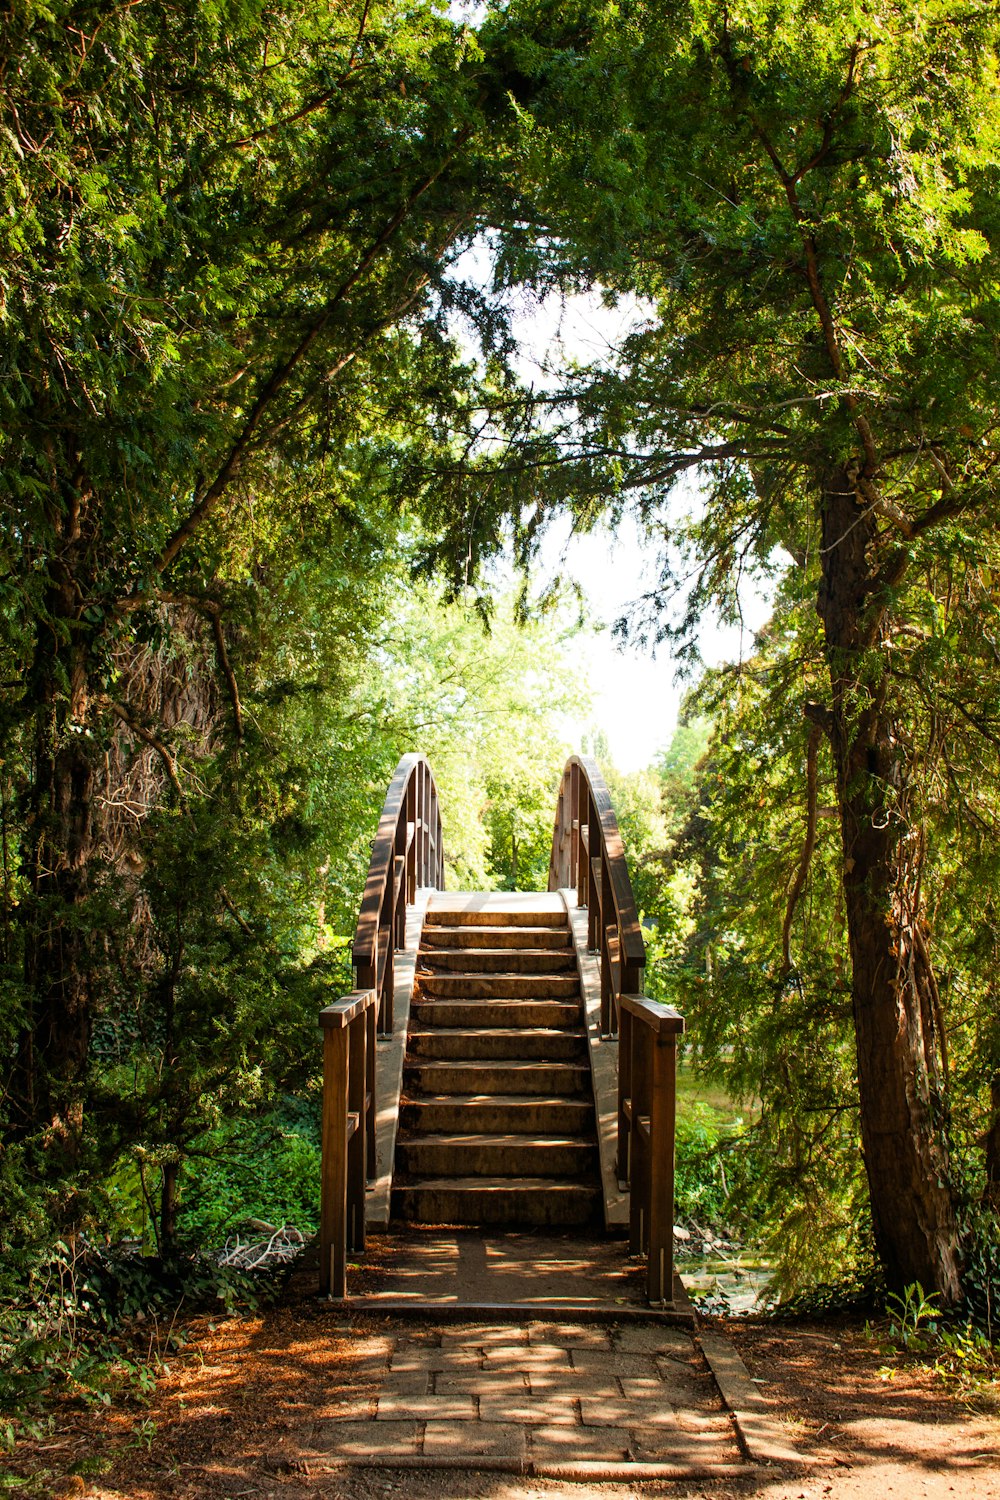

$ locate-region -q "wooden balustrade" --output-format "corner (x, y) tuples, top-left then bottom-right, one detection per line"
(318, 753), (443, 1297)
(548, 755), (645, 1035)
(318, 987), (377, 1297)
(353, 754), (444, 1035)
(549, 754), (685, 1306)
(618, 995), (685, 1304)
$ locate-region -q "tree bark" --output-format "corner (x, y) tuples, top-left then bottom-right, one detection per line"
(817, 464), (962, 1303)
(13, 577), (98, 1148)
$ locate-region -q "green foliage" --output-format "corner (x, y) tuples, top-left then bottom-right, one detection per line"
(176, 1104), (322, 1245)
(0, 1234), (274, 1433)
(369, 585), (592, 889)
(674, 1103), (751, 1228)
(886, 1282), (940, 1349)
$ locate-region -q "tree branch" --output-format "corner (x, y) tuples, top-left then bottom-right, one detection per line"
(144, 125), (475, 585)
(209, 613), (243, 745)
(110, 703), (185, 806)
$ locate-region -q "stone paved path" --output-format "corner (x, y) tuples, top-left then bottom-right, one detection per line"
(303, 1318), (750, 1478)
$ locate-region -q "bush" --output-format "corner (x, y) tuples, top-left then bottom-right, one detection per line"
(674, 1103), (753, 1230)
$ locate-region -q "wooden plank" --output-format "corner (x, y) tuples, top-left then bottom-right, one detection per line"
(319, 1026), (349, 1297)
(621, 993), (685, 1037)
(647, 1032), (677, 1304)
(347, 1012), (366, 1253)
(319, 989), (376, 1029)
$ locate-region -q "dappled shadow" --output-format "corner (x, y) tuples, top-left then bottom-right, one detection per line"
(79, 1268), (1000, 1500)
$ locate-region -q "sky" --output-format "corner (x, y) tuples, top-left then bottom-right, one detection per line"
(481, 281), (776, 773)
(529, 510), (773, 773)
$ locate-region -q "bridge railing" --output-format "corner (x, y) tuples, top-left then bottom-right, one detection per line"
(548, 754), (645, 1036)
(319, 753), (443, 1297)
(353, 753), (444, 1035)
(548, 754), (685, 1305)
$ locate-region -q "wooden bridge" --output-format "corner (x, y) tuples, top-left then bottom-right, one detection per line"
(318, 753), (684, 1309)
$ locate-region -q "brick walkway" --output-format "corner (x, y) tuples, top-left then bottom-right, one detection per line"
(303, 1318), (751, 1479)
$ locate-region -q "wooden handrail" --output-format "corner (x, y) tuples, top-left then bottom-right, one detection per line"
(319, 753), (444, 1297)
(548, 754), (644, 1035)
(618, 994), (684, 1304)
(353, 753), (444, 1035)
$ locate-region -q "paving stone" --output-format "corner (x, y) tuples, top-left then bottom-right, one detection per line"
(629, 1423), (741, 1463)
(580, 1398), (678, 1429)
(479, 1394), (579, 1425)
(529, 1423), (632, 1462)
(436, 1372), (526, 1395)
(390, 1349), (482, 1372)
(309, 1419), (421, 1458)
(676, 1411), (734, 1433)
(483, 1344), (572, 1370)
(613, 1326), (694, 1357)
(309, 1397), (376, 1422)
(618, 1376), (665, 1398)
(378, 1372), (431, 1397)
(441, 1326), (528, 1347)
(620, 1370), (709, 1406)
(376, 1394), (478, 1421)
(527, 1322), (611, 1349)
(570, 1349), (659, 1379)
(528, 1372), (617, 1401)
(423, 1421), (527, 1460)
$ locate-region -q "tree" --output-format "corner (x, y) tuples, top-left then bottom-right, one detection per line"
(486, 0), (1000, 1300)
(0, 0), (517, 1153)
(368, 584), (592, 888)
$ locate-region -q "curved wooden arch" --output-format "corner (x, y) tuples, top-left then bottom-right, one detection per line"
(353, 752), (444, 1034)
(548, 754), (645, 1035)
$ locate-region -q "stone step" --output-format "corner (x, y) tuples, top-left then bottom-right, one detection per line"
(418, 948), (577, 974)
(411, 998), (582, 1029)
(421, 926), (572, 951)
(407, 1027), (588, 1062)
(390, 1177), (602, 1228)
(395, 1133), (598, 1178)
(417, 973), (580, 1000)
(399, 1094), (595, 1135)
(404, 1059), (592, 1097)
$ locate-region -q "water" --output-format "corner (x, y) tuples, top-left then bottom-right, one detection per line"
(678, 1249), (774, 1316)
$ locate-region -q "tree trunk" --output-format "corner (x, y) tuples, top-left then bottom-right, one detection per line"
(818, 464), (962, 1303)
(13, 586), (98, 1148)
(160, 1160), (179, 1256)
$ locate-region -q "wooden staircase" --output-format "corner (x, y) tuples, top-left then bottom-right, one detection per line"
(391, 892), (602, 1227)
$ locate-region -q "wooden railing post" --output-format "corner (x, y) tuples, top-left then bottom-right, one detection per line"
(617, 1000), (633, 1189)
(647, 1026), (678, 1304)
(365, 996), (377, 1182)
(319, 1024), (349, 1298)
(618, 995), (684, 1307)
(347, 1012), (367, 1254)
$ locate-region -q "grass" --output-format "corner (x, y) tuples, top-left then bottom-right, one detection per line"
(676, 1057), (742, 1117)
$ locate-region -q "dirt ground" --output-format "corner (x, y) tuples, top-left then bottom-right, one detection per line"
(7, 1284), (1000, 1500)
